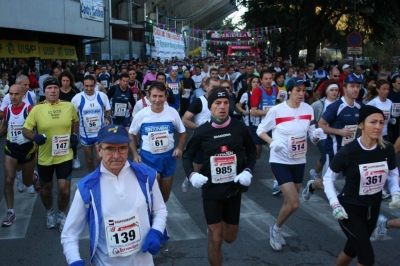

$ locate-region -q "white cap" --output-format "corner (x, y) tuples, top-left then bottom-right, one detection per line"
(342, 64), (351, 69)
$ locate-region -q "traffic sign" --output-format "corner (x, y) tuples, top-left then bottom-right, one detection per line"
(347, 46), (362, 55)
(347, 32), (362, 47)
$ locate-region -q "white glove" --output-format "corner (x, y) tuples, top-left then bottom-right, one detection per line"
(234, 170), (252, 186)
(189, 173), (208, 188)
(269, 141), (284, 152)
(389, 191), (400, 209)
(390, 118), (397, 125)
(331, 202), (348, 220)
(313, 128), (324, 139)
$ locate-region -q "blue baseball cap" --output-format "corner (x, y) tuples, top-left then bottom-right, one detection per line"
(286, 77), (306, 91)
(344, 74), (362, 84)
(97, 125), (132, 144)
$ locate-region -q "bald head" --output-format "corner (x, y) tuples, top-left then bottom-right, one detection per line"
(9, 84), (25, 106)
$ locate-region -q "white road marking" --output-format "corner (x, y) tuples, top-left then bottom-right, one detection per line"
(239, 193), (297, 240)
(165, 192), (206, 241)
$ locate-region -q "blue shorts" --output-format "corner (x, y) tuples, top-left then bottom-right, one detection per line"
(112, 117), (131, 127)
(249, 125), (266, 145)
(140, 149), (176, 178)
(270, 163), (305, 185)
(80, 135), (98, 146)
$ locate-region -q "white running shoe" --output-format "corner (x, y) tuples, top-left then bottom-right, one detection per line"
(302, 180), (314, 201)
(73, 156), (81, 169)
(382, 188), (391, 200)
(27, 185), (35, 194)
(46, 213), (57, 229)
(58, 213), (67, 233)
(182, 177), (190, 193)
(2, 211), (16, 227)
(16, 171), (24, 192)
(374, 214), (388, 241)
(272, 181), (281, 196)
(269, 226), (282, 251)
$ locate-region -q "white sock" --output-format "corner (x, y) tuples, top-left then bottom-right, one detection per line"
(47, 209), (54, 215)
(273, 180), (278, 185)
(8, 209), (14, 214)
(273, 223), (281, 231)
(16, 170), (22, 178)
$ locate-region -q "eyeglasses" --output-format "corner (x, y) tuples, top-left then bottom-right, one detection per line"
(99, 145), (129, 155)
(333, 75), (339, 77)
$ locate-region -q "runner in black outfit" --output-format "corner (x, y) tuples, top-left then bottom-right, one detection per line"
(182, 86), (257, 266)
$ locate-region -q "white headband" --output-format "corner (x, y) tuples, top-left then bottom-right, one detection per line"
(326, 84), (338, 92)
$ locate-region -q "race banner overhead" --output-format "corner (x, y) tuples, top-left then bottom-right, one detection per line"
(0, 40), (77, 59)
(152, 26), (185, 60)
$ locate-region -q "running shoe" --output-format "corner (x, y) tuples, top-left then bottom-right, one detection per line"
(269, 226), (282, 251)
(272, 181), (281, 196)
(2, 211), (16, 227)
(382, 188), (391, 200)
(16, 171), (24, 192)
(309, 169), (317, 180)
(33, 171), (41, 192)
(302, 180), (314, 201)
(374, 214), (388, 241)
(27, 185), (35, 194)
(58, 213), (67, 233)
(182, 177), (190, 193)
(46, 213), (57, 229)
(73, 156), (81, 169)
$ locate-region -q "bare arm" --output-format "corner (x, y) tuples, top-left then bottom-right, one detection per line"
(318, 117), (352, 137)
(23, 127), (36, 140)
(173, 131), (187, 158)
(236, 102), (250, 115)
(71, 121), (79, 135)
(0, 119), (7, 135)
(182, 111), (199, 129)
(250, 106), (268, 117)
(258, 131), (273, 145)
(395, 137), (400, 154)
(128, 133), (141, 163)
(104, 110), (111, 126)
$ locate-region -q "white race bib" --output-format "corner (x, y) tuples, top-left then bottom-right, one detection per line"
(210, 155), (237, 183)
(278, 90), (287, 100)
(341, 125), (358, 146)
(169, 83), (179, 95)
(83, 115), (101, 133)
(51, 134), (70, 156)
(9, 124), (29, 145)
(392, 103), (400, 117)
(383, 110), (390, 124)
(114, 103), (127, 117)
(101, 80), (108, 87)
(182, 89), (191, 99)
(149, 130), (169, 154)
(358, 161), (388, 195)
(288, 135), (307, 158)
(104, 213), (142, 257)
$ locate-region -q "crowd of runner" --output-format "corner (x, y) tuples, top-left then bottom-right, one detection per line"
(1, 55), (400, 266)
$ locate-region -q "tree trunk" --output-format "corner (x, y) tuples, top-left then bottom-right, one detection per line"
(279, 31), (289, 61)
(306, 33), (319, 64)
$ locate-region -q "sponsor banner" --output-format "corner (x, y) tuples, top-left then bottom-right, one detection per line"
(80, 0), (104, 22)
(0, 40), (77, 59)
(152, 26), (185, 60)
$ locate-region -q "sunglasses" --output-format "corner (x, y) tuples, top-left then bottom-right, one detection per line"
(333, 75), (339, 77)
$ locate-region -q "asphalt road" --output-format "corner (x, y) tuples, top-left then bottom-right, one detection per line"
(1, 131), (400, 266)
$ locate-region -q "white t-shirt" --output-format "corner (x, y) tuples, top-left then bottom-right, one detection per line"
(71, 91), (111, 138)
(132, 97), (168, 118)
(239, 92), (252, 126)
(0, 90), (36, 110)
(257, 102), (315, 164)
(191, 73), (206, 88)
(129, 106), (186, 153)
(367, 97), (392, 137)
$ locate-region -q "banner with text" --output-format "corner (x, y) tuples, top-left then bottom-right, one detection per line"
(152, 26), (185, 59)
(0, 40), (77, 59)
(80, 0), (104, 22)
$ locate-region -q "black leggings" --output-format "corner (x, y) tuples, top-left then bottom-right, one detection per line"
(339, 201), (380, 266)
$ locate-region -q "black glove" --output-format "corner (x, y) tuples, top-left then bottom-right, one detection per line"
(70, 133), (79, 149)
(33, 134), (47, 145)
